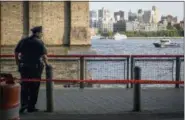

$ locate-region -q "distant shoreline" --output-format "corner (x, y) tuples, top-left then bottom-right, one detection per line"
(127, 37), (184, 39)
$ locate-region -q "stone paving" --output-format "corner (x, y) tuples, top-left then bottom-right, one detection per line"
(20, 88), (184, 120)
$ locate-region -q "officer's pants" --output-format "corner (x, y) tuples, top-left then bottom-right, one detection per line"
(20, 63), (43, 109)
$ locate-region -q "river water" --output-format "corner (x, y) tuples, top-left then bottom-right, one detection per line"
(1, 38), (184, 88)
(86, 38), (184, 88)
(91, 38), (184, 55)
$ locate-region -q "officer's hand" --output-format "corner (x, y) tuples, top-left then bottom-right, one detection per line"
(45, 63), (51, 68)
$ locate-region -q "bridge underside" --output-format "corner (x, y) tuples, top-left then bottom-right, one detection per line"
(0, 1), (90, 46)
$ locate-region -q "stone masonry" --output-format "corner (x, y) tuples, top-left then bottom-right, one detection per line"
(1, 2), (23, 45)
(0, 1), (90, 46)
(70, 2), (91, 45)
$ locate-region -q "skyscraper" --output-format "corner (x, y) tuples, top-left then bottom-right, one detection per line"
(98, 7), (111, 20)
(143, 10), (151, 23)
(160, 15), (178, 25)
(137, 9), (143, 23)
(89, 10), (98, 28)
(98, 7), (114, 33)
(128, 10), (137, 21)
(90, 10), (97, 18)
(142, 6), (159, 24)
(150, 6), (159, 24)
(114, 10), (124, 21)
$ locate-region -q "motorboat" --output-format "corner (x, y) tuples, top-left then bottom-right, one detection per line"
(153, 38), (180, 48)
(113, 33), (127, 40)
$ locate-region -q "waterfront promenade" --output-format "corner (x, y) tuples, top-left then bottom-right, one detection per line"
(20, 88), (184, 120)
(0, 51), (184, 120)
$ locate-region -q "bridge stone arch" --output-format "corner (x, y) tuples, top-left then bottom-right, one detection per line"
(0, 1), (90, 46)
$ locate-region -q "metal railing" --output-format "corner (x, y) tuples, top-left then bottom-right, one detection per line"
(0, 54), (184, 88)
(130, 55), (184, 88)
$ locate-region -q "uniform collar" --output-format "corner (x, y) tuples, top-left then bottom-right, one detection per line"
(30, 35), (41, 40)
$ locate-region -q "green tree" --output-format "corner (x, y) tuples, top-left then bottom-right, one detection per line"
(167, 23), (174, 30)
(181, 30), (184, 36)
(136, 31), (140, 36)
(108, 31), (113, 37)
(97, 29), (102, 35)
(173, 24), (183, 31)
(157, 31), (161, 36)
(178, 30), (184, 36)
(124, 29), (184, 37)
(102, 32), (108, 37)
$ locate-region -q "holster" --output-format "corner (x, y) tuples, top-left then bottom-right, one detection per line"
(18, 61), (44, 73)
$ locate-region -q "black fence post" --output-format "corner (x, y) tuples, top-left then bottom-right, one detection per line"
(175, 57), (181, 88)
(46, 64), (54, 112)
(126, 57), (130, 88)
(133, 66), (141, 112)
(130, 57), (135, 88)
(80, 57), (85, 89)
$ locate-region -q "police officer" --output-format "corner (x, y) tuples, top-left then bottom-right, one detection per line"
(14, 26), (49, 113)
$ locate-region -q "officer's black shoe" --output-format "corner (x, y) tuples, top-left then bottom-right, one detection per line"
(19, 106), (28, 114)
(27, 108), (39, 113)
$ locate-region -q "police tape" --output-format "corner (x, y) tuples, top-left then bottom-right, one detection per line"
(0, 78), (183, 84)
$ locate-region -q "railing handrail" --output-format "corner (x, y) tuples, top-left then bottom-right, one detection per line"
(0, 54), (184, 58)
(131, 55), (184, 58)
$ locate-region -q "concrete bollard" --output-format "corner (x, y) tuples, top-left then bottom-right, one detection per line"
(46, 65), (54, 112)
(133, 66), (141, 112)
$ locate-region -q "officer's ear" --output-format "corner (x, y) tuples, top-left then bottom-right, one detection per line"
(35, 32), (40, 36)
(37, 32), (43, 38)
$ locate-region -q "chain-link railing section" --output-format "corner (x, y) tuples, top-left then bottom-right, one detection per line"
(134, 57), (183, 88)
(44, 58), (80, 88)
(85, 57), (129, 88)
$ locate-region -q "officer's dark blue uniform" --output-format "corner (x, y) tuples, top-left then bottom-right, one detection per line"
(15, 26), (47, 113)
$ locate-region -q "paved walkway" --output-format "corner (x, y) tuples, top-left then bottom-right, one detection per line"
(20, 88), (184, 120)
(21, 112), (184, 120)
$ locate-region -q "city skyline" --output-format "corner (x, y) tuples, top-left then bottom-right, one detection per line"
(89, 2), (184, 22)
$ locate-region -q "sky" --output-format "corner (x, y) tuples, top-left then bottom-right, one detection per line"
(89, 1), (184, 22)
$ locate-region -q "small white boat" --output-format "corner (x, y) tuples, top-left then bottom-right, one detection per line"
(153, 38), (180, 48)
(91, 35), (101, 40)
(113, 33), (127, 40)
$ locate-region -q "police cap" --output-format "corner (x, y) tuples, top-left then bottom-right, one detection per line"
(31, 26), (42, 33)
